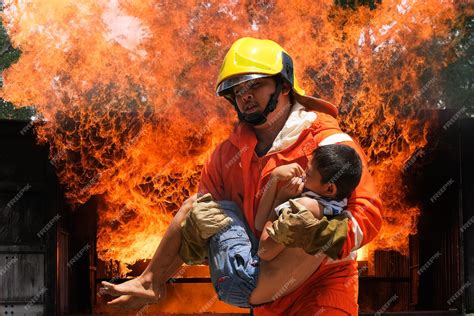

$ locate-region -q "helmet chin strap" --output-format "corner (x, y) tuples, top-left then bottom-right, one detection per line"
(232, 78), (283, 126)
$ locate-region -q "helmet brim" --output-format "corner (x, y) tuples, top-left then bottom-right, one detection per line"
(216, 73), (273, 96)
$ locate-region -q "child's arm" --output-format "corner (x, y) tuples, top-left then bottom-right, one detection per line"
(254, 174), (279, 232)
(254, 163), (305, 232)
(258, 176), (306, 261)
(258, 195), (323, 261)
(296, 197), (323, 219)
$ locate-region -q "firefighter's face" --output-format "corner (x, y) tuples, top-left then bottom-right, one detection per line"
(232, 77), (291, 128)
(304, 162), (337, 198)
(232, 77), (276, 115)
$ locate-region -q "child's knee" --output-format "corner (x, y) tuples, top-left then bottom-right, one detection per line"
(176, 194), (197, 222)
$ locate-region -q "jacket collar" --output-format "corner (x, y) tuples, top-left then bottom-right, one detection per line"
(228, 101), (318, 154)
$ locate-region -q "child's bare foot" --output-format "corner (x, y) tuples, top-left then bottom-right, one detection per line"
(106, 294), (155, 309)
(100, 276), (162, 299)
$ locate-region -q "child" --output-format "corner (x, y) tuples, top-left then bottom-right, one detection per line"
(255, 143), (363, 261)
(208, 144), (363, 308)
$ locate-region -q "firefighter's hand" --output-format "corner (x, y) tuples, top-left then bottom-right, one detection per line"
(179, 193), (233, 264)
(266, 199), (349, 259)
(188, 193), (233, 239)
(266, 199), (323, 247)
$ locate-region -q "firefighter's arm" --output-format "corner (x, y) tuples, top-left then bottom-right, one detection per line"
(267, 134), (382, 259)
(266, 199), (349, 259)
(198, 144), (226, 200)
(336, 139), (383, 258)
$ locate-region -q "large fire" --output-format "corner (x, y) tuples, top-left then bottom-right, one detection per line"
(0, 0), (466, 273)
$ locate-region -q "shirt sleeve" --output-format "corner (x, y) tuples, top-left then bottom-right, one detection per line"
(274, 201), (291, 216)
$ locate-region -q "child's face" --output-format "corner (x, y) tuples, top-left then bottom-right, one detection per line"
(304, 162), (337, 198)
(304, 163), (325, 194)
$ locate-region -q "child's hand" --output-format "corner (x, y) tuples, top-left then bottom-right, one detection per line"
(272, 163), (305, 182)
(277, 176), (305, 201)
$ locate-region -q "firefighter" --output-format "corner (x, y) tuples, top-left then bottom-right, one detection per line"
(190, 37), (383, 315)
(101, 37), (382, 316)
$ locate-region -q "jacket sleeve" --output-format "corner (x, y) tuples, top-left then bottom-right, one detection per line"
(342, 140), (383, 257)
(198, 143), (226, 200)
(179, 143), (227, 264)
(317, 130), (383, 258)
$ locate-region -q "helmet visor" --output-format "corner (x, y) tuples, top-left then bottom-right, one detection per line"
(216, 73), (273, 96)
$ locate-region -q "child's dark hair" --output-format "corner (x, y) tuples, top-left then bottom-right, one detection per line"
(312, 144), (363, 200)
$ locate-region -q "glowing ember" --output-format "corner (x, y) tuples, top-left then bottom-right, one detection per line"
(0, 0), (465, 272)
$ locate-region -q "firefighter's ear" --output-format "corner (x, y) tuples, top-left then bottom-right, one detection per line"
(282, 82), (291, 95)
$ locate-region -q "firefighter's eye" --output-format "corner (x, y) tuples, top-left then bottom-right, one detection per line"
(250, 82), (260, 89)
(234, 89), (244, 97)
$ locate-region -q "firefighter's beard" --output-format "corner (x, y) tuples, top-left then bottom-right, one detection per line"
(242, 110), (267, 125)
(239, 101), (265, 125)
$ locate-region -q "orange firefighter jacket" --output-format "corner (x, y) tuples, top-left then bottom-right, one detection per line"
(198, 108), (383, 315)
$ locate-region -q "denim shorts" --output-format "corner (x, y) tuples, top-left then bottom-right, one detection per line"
(208, 201), (260, 308)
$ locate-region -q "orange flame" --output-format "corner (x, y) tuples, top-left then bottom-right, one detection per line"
(0, 0), (465, 272)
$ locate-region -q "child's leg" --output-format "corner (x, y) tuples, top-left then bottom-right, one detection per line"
(208, 201), (260, 308)
(101, 194), (197, 303)
(208, 201), (327, 308)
